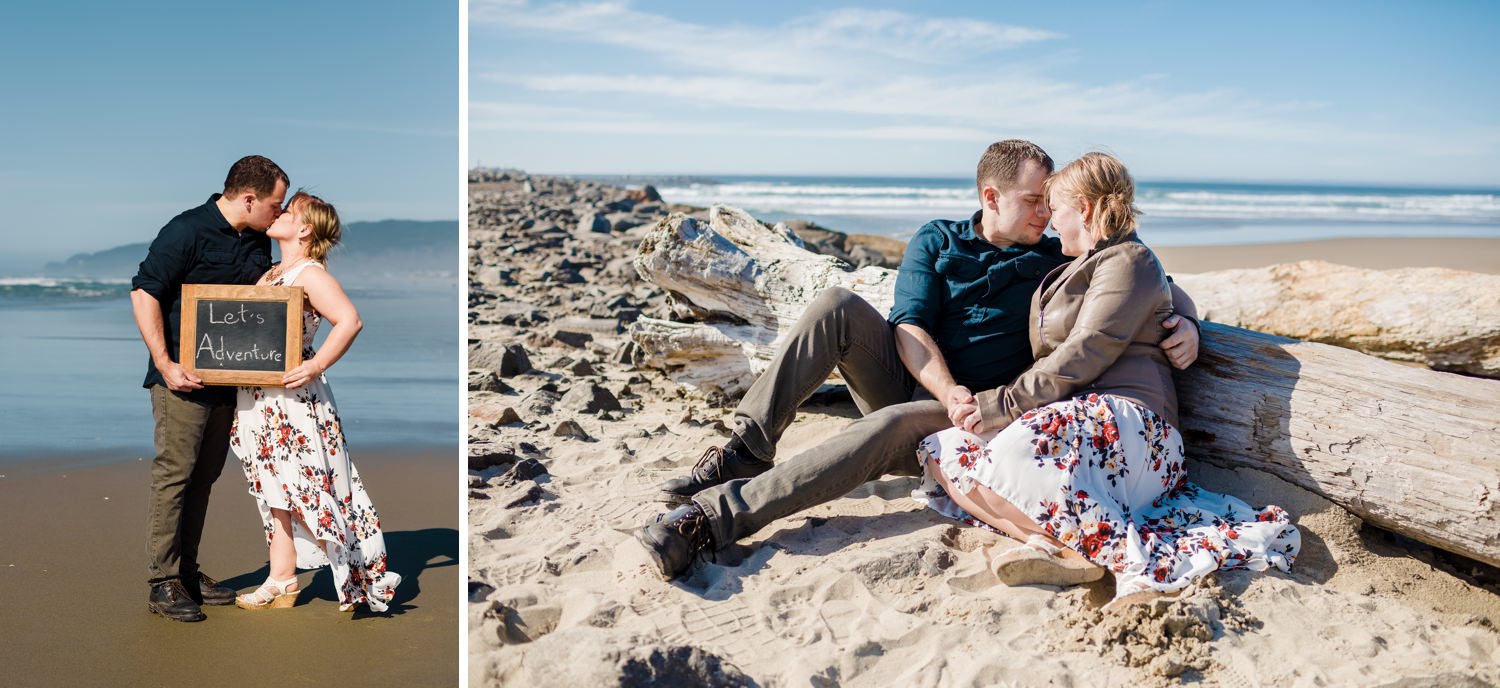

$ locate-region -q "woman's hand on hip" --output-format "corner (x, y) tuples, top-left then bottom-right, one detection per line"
(282, 360), (325, 389)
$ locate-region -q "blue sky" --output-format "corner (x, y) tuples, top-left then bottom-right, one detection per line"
(471, 1), (1500, 187)
(0, 1), (459, 273)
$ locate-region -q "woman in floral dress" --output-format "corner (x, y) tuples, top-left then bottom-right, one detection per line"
(230, 191), (401, 612)
(914, 153), (1299, 605)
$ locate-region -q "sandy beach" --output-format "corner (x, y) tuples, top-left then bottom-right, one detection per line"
(1154, 238), (1500, 276)
(467, 172), (1499, 686)
(0, 447), (458, 688)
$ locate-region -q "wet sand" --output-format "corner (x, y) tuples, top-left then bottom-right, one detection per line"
(1154, 236), (1500, 275)
(0, 447), (458, 688)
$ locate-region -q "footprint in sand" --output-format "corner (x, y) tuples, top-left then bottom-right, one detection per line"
(627, 593), (780, 667)
(814, 573), (922, 647)
(477, 557), (549, 588)
(615, 539), (780, 662)
(592, 467), (679, 530)
(1210, 663), (1257, 688)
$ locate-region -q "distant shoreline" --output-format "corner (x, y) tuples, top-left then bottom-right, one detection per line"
(536, 170), (1500, 195)
(32, 218), (460, 280)
(481, 170), (1500, 248)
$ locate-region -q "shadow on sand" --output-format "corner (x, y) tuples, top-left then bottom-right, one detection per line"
(223, 527), (458, 617)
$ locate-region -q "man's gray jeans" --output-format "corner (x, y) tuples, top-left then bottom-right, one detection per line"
(691, 287), (952, 546)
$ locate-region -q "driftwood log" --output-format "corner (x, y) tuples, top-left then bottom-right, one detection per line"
(632, 205), (1500, 568)
(1174, 262), (1500, 379)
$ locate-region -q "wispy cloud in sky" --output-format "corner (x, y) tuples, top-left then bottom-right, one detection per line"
(478, 71), (1335, 142)
(472, 1), (1326, 144)
(474, 1), (1060, 77)
(472, 1), (1500, 183)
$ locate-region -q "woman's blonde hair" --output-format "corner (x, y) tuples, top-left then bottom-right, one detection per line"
(1045, 152), (1141, 243)
(287, 190), (341, 263)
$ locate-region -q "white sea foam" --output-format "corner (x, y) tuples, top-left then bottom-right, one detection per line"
(0, 277), (131, 287)
(0, 277), (132, 301)
(660, 179), (1500, 229)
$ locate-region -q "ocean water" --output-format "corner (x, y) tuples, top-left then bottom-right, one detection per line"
(656, 176), (1500, 245)
(0, 277), (459, 464)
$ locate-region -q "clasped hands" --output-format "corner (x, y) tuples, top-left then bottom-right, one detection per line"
(942, 314), (1199, 434)
(944, 385), (984, 434)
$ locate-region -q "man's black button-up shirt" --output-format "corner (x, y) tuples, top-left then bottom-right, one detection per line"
(131, 194), (273, 405)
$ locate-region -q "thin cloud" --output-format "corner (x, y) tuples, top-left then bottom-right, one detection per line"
(470, 2), (1330, 143)
(473, 103), (992, 142)
(471, 1), (1060, 78)
(471, 1), (1500, 181)
(784, 8), (1062, 63)
(481, 70), (1335, 143)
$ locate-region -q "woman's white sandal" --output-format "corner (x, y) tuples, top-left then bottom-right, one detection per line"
(234, 576), (301, 610)
(989, 534), (1106, 587)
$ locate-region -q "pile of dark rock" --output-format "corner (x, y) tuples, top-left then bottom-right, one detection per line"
(782, 219), (906, 270)
(465, 169), (908, 492)
(466, 170), (690, 488)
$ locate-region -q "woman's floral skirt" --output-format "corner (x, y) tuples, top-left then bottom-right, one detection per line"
(231, 379), (401, 611)
(914, 393), (1300, 598)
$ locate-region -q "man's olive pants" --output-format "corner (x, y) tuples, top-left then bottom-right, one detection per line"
(146, 385), (232, 585)
(691, 287), (953, 547)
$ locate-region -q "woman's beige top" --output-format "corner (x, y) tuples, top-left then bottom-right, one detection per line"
(975, 234), (1180, 429)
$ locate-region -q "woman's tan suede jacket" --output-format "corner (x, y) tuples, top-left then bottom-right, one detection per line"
(974, 233), (1185, 429)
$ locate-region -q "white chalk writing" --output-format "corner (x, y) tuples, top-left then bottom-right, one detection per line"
(196, 333), (283, 364)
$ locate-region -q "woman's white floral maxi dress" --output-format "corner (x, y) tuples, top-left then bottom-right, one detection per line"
(915, 393), (1300, 598)
(230, 261), (401, 611)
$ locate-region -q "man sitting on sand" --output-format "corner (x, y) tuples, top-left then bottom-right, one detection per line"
(130, 155), (287, 621)
(635, 140), (1199, 580)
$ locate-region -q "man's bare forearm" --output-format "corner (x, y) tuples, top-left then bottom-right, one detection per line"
(894, 323), (961, 400)
(130, 289), (173, 367)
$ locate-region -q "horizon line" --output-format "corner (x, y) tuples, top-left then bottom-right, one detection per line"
(473, 167), (1500, 193)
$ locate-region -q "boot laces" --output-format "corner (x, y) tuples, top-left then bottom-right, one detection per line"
(165, 579), (193, 600)
(674, 507), (717, 563)
(690, 446), (725, 482)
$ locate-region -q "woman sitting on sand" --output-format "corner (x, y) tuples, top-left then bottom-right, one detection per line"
(913, 153), (1300, 605)
(229, 191), (401, 612)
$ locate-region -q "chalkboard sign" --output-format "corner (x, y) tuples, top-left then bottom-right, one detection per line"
(179, 284), (304, 386)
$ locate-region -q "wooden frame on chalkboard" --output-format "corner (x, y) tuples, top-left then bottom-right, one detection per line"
(179, 284), (304, 386)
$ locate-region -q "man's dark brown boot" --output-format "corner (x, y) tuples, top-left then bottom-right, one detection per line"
(634, 503), (717, 580)
(148, 579), (206, 622)
(655, 440), (771, 505)
(193, 573), (236, 606)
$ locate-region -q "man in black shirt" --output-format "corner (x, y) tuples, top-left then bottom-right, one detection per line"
(130, 155), (287, 622)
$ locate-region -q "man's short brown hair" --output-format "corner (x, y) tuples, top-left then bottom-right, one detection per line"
(222, 155), (289, 197)
(976, 140), (1053, 192)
